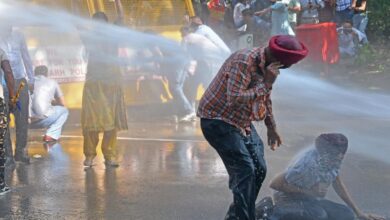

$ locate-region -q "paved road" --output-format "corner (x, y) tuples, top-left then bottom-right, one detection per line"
(1, 72), (389, 219)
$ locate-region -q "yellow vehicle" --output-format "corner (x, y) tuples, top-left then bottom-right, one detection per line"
(25, 0), (196, 109)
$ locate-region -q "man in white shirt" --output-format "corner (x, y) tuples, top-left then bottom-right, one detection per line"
(29, 66), (68, 142)
(233, 0), (251, 30)
(190, 16), (231, 57)
(0, 48), (16, 195)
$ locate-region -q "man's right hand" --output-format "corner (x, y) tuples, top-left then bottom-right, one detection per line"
(264, 62), (283, 89)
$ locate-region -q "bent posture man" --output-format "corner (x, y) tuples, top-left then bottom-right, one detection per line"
(263, 133), (384, 220)
(30, 66), (68, 142)
(198, 35), (308, 220)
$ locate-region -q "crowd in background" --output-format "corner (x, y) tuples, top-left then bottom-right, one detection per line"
(192, 0), (369, 59)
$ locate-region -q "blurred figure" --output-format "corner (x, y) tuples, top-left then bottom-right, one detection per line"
(190, 16), (231, 56)
(233, 0), (251, 30)
(0, 25), (34, 164)
(198, 35), (308, 220)
(335, 0), (353, 25)
(257, 133), (385, 220)
(180, 26), (218, 106)
(288, 0), (301, 29)
(241, 9), (271, 46)
(299, 0), (325, 24)
(0, 48), (16, 195)
(81, 12), (128, 168)
(29, 65), (68, 142)
(319, 0), (336, 23)
(269, 0), (295, 36)
(351, 0), (368, 34)
(337, 21), (367, 58)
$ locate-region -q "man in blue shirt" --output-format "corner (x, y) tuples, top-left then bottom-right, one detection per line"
(0, 26), (34, 164)
(257, 133), (384, 220)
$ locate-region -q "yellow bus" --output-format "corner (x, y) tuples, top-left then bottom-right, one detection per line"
(25, 0), (196, 109)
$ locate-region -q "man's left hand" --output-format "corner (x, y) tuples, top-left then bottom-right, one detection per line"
(267, 128), (282, 151)
(357, 212), (386, 220)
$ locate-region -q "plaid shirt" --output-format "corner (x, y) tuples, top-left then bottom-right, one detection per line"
(336, 0), (351, 11)
(197, 47), (276, 132)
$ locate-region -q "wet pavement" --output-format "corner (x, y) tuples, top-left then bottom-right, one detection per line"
(1, 74), (390, 219)
(0, 117), (389, 220)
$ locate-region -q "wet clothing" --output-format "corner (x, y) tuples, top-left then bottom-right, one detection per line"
(271, 147), (354, 220)
(197, 47), (276, 132)
(30, 106), (68, 140)
(30, 75), (68, 140)
(201, 119), (266, 220)
(81, 35), (128, 160)
(0, 31), (34, 83)
(194, 25), (231, 56)
(0, 31), (32, 160)
(81, 80), (127, 132)
(0, 50), (9, 190)
(84, 129), (117, 161)
(0, 98), (8, 190)
(270, 2), (295, 36)
(4, 78), (29, 159)
(30, 75), (64, 119)
(198, 47), (274, 220)
(271, 194), (355, 220)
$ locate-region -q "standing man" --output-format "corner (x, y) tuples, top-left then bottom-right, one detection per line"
(288, 0), (301, 29)
(29, 66), (69, 142)
(335, 0), (353, 25)
(81, 12), (128, 168)
(0, 26), (34, 164)
(0, 48), (16, 195)
(198, 35), (308, 220)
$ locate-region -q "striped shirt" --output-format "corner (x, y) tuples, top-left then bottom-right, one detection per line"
(197, 47), (276, 132)
(336, 0), (351, 11)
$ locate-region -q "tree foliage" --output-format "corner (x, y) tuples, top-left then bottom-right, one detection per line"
(366, 0), (390, 41)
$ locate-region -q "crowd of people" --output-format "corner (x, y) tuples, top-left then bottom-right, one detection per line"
(195, 0), (369, 59)
(0, 1), (385, 220)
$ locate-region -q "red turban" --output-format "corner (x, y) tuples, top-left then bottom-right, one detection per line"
(268, 35), (308, 67)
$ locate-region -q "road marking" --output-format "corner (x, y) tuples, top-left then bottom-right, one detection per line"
(61, 135), (207, 143)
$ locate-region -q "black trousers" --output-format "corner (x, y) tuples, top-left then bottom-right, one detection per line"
(201, 119), (267, 220)
(270, 194), (355, 220)
(4, 78), (29, 158)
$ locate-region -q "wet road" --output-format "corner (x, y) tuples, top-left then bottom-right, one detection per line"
(1, 73), (390, 219)
(1, 118), (389, 220)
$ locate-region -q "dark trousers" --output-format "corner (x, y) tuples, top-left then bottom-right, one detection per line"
(0, 98), (9, 188)
(335, 8), (354, 25)
(4, 78), (29, 158)
(271, 194), (355, 220)
(201, 119), (267, 220)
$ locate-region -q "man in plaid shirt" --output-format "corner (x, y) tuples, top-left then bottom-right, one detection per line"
(198, 35), (308, 220)
(335, 0), (353, 24)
